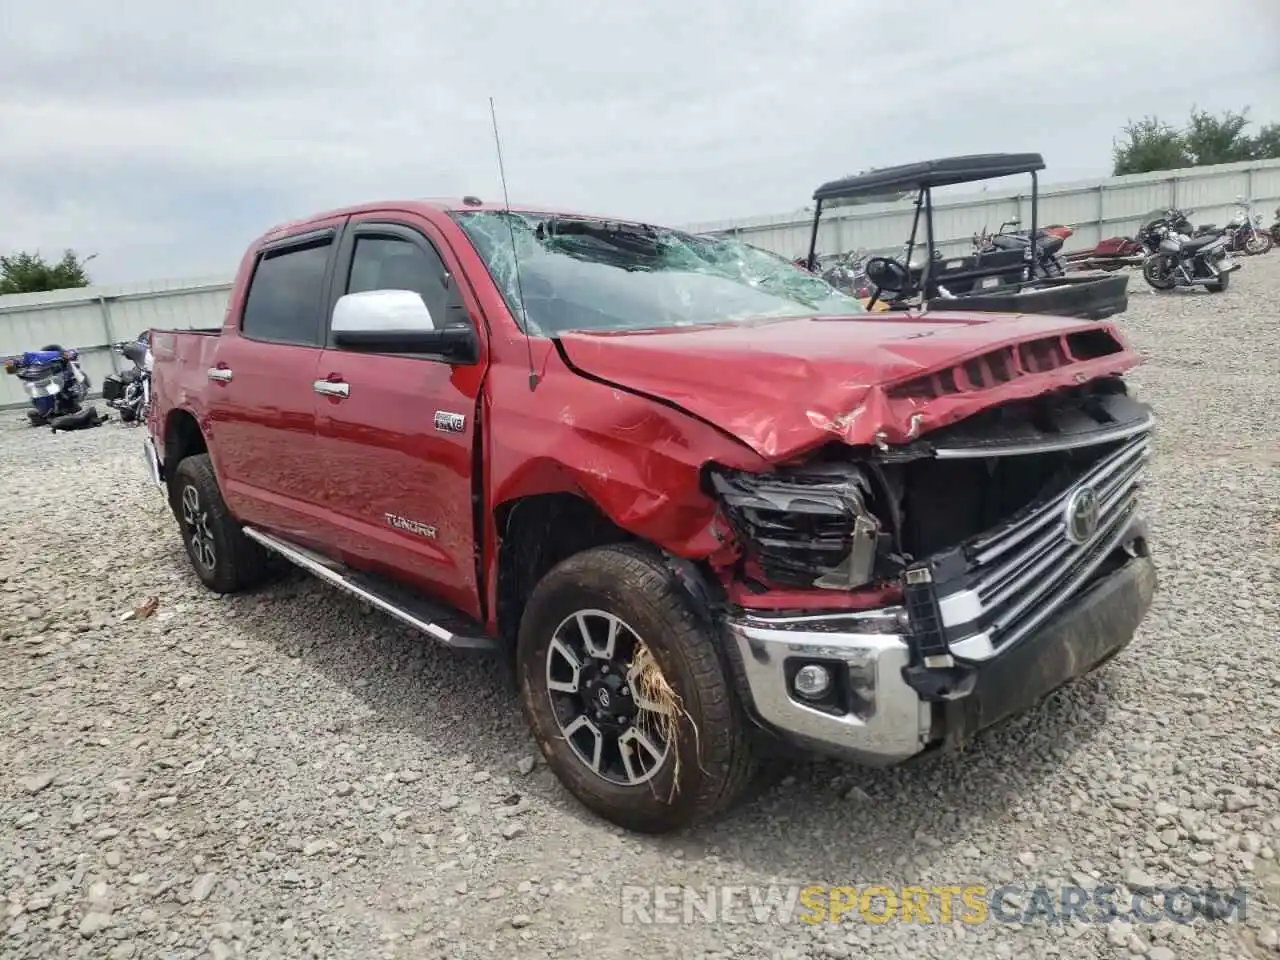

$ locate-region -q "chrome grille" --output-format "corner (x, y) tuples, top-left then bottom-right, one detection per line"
(934, 431), (1150, 661)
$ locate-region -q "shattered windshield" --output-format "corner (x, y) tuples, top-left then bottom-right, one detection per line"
(450, 211), (866, 336)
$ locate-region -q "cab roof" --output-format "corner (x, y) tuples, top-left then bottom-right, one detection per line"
(258, 197), (607, 244)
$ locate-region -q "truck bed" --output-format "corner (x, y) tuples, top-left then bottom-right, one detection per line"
(148, 327), (226, 432)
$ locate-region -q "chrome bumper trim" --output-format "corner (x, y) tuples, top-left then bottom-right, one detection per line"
(725, 610), (930, 765)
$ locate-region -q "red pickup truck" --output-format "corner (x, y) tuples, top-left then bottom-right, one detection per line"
(144, 198), (1157, 833)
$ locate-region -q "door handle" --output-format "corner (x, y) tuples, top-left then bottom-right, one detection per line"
(313, 379), (350, 398)
(207, 368), (233, 382)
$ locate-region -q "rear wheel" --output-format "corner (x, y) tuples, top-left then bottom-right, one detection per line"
(118, 406), (137, 423)
(169, 454), (268, 594)
(516, 544), (756, 833)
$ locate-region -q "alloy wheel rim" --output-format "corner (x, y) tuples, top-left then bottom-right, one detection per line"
(545, 609), (673, 787)
(180, 484), (216, 571)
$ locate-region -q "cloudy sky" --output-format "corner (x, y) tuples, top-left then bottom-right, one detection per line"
(2, 0), (1278, 284)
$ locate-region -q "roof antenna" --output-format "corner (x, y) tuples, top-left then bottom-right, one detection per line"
(489, 96), (539, 391)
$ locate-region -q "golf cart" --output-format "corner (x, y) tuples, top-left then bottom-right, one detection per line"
(804, 153), (1129, 321)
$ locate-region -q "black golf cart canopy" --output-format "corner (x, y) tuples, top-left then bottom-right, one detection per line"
(801, 150), (1129, 321)
(813, 153), (1046, 203)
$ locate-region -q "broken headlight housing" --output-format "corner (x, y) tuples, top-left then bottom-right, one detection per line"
(709, 462), (890, 590)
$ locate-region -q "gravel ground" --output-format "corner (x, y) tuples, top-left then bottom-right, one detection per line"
(2, 258), (1279, 960)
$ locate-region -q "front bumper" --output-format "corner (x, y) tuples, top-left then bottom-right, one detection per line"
(724, 545), (1156, 766)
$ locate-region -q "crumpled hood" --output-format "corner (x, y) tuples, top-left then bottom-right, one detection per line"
(556, 310), (1140, 461)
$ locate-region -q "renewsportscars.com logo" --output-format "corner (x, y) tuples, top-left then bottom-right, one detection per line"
(619, 883), (1249, 926)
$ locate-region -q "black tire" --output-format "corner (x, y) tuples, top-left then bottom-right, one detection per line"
(49, 406), (97, 432)
(516, 543), (756, 833)
(26, 410), (46, 426)
(118, 406), (137, 423)
(1142, 256), (1177, 291)
(1205, 270), (1231, 293)
(169, 454), (268, 594)
(1244, 232), (1272, 256)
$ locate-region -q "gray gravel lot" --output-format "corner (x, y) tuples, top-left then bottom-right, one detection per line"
(2, 258), (1279, 960)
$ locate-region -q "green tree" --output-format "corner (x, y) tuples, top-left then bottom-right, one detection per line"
(1113, 107), (1280, 175)
(0, 250), (94, 295)
(1252, 122), (1280, 161)
(1112, 116), (1192, 176)
(1184, 106), (1256, 165)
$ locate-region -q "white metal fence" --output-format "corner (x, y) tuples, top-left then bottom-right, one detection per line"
(3, 157), (1278, 410)
(0, 277), (231, 409)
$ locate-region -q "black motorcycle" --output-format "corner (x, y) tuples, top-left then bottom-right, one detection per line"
(973, 218), (1068, 278)
(1138, 216), (1239, 293)
(1169, 201), (1272, 256)
(102, 331), (152, 424)
(1270, 206), (1280, 245)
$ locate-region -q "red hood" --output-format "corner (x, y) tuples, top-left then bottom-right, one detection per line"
(556, 311), (1140, 461)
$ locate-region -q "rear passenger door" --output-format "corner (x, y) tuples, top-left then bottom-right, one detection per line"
(314, 217), (489, 619)
(207, 225), (339, 547)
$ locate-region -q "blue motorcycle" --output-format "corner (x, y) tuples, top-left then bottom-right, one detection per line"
(4, 344), (104, 431)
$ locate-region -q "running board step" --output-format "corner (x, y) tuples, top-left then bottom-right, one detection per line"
(241, 527), (499, 654)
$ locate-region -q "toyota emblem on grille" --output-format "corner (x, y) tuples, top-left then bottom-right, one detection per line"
(1064, 485), (1100, 545)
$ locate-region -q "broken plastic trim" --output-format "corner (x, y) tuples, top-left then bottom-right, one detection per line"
(862, 385), (1154, 465)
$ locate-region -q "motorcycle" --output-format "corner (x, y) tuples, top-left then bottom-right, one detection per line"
(1170, 198), (1272, 256)
(1062, 233), (1146, 272)
(972, 218), (1070, 278)
(1137, 216), (1240, 293)
(102, 331), (153, 424)
(3, 345), (105, 430)
(1269, 205), (1280, 245)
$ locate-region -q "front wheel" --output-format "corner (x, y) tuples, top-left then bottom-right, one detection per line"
(1142, 256), (1177, 291)
(516, 544), (756, 833)
(1244, 232), (1273, 255)
(169, 454), (268, 594)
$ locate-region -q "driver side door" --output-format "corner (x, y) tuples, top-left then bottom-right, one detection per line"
(313, 217), (489, 620)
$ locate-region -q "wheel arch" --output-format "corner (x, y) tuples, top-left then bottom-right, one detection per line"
(491, 487), (728, 657)
(162, 408), (209, 493)
(492, 491), (632, 651)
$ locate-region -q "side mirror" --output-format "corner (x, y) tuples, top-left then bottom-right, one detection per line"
(331, 289), (477, 362)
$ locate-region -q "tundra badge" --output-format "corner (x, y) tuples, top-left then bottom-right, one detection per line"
(384, 513), (437, 539)
(434, 411), (466, 433)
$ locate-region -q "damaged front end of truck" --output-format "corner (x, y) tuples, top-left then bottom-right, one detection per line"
(471, 210), (1159, 771)
(699, 343), (1157, 765)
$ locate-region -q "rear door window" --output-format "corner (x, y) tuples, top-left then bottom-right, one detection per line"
(241, 238), (332, 345)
